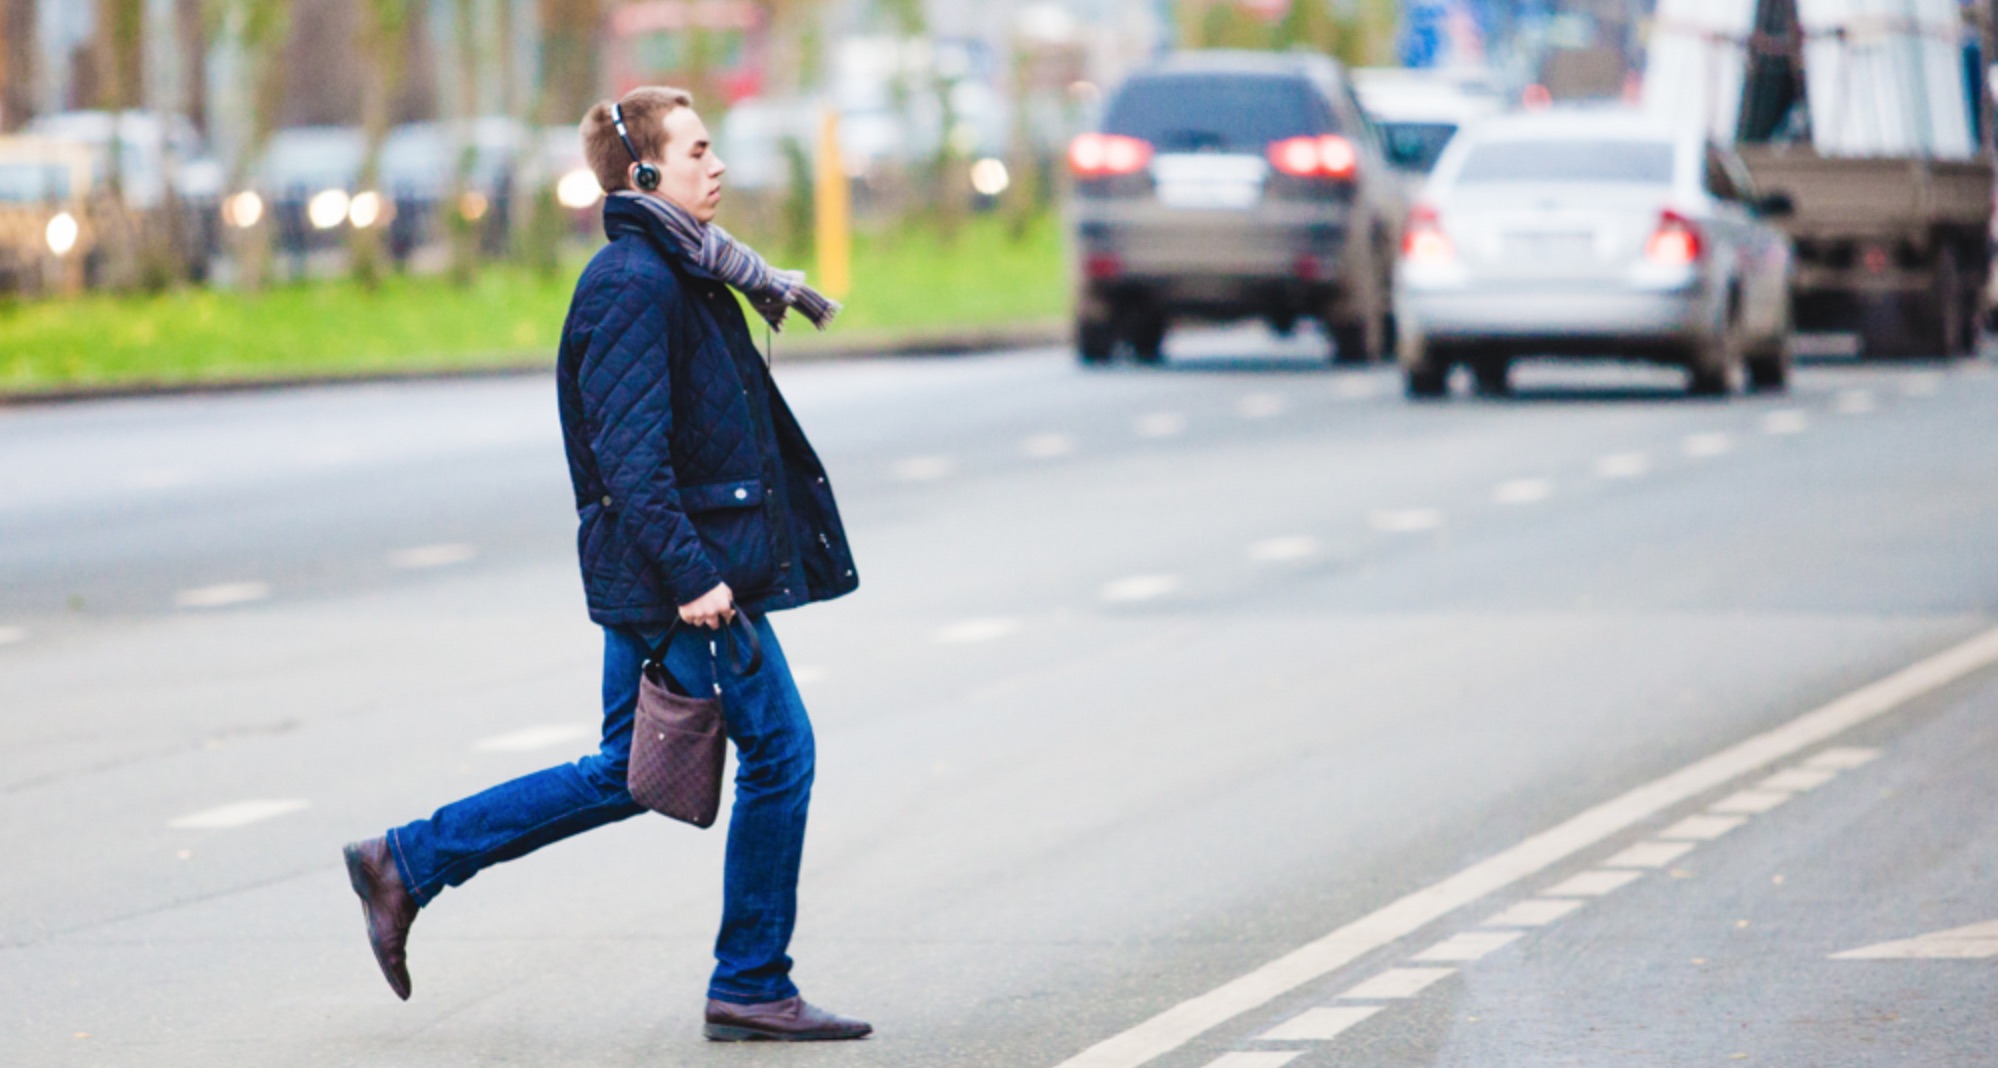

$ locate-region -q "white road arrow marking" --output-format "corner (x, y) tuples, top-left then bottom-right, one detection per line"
(1832, 921), (1998, 960)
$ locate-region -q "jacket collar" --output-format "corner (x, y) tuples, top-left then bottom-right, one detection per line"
(602, 193), (721, 282)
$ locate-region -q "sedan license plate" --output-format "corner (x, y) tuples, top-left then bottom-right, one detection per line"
(1505, 230), (1597, 265)
(1155, 180), (1261, 211)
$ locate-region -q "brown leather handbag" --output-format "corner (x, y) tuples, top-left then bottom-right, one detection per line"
(627, 615), (762, 828)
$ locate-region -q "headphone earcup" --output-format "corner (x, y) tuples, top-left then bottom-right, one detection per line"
(635, 164), (661, 192)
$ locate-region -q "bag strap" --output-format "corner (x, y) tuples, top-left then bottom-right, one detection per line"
(644, 612), (764, 678)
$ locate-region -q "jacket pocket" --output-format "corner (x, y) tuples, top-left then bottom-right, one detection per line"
(678, 478), (775, 593)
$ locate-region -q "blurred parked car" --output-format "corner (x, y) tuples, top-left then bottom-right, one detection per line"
(0, 135), (93, 293)
(1068, 50), (1404, 364)
(253, 125), (364, 259)
(1395, 110), (1794, 398)
(1352, 67), (1505, 179)
(25, 110), (225, 279)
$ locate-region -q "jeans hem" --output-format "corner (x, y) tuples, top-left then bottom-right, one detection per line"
(706, 982), (802, 1006)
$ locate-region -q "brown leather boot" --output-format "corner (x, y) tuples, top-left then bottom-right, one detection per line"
(342, 837), (419, 1001)
(703, 996), (872, 1041)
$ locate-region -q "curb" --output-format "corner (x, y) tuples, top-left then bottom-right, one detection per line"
(0, 320), (1070, 408)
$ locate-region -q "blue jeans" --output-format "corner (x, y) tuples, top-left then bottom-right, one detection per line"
(387, 615), (815, 1004)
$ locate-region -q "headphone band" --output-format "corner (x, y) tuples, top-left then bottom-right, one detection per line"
(610, 102), (641, 165)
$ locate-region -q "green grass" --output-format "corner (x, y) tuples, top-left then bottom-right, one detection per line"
(0, 212), (1068, 394)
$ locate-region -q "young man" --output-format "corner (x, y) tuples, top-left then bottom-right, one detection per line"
(341, 86), (867, 1042)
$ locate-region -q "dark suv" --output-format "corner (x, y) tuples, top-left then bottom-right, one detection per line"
(1069, 51), (1403, 364)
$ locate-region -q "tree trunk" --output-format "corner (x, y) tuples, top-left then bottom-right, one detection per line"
(447, 0), (480, 285)
(2, 0), (37, 132)
(352, 0), (410, 289)
(230, 0), (292, 293)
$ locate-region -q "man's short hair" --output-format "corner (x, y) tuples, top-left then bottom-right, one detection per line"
(581, 86), (694, 193)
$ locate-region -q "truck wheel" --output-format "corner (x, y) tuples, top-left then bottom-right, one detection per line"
(1932, 249), (1972, 358)
(1472, 354), (1512, 396)
(1402, 337), (1448, 399)
(1129, 317), (1167, 365)
(1077, 317), (1114, 365)
(1331, 317), (1382, 364)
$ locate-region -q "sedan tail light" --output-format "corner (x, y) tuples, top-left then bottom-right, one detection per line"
(1069, 134), (1153, 179)
(1644, 210), (1703, 266)
(1267, 135), (1359, 180)
(1401, 204), (1454, 264)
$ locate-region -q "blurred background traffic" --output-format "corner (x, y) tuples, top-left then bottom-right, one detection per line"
(0, 0), (1989, 393)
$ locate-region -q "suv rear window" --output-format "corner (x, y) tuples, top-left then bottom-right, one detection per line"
(1456, 140), (1675, 184)
(1103, 74), (1333, 154)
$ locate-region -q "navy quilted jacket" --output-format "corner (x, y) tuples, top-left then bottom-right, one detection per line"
(555, 195), (858, 625)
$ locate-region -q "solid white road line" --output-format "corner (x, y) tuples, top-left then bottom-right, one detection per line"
(936, 617), (1023, 644)
(1338, 967), (1456, 999)
(1048, 623), (1998, 1068)
(473, 725), (596, 752)
(1708, 788), (1792, 814)
(1101, 574), (1181, 603)
(1236, 394), (1286, 419)
(168, 798), (310, 830)
(1197, 1053), (1304, 1068)
(389, 543), (479, 569)
(1492, 478), (1553, 505)
(1248, 536), (1319, 563)
(0, 625), (25, 646)
(1542, 870), (1644, 897)
(1594, 452), (1650, 479)
(1602, 841), (1697, 869)
(1135, 413), (1188, 438)
(1657, 814), (1749, 841)
(894, 456), (956, 482)
(1023, 433), (1077, 459)
(1482, 899), (1585, 927)
(1763, 410), (1809, 435)
(1369, 508), (1443, 533)
(1758, 766), (1838, 792)
(1412, 931), (1523, 962)
(175, 582), (272, 609)
(1832, 920), (1998, 960)
(1682, 432), (1732, 458)
(1257, 1005), (1381, 1042)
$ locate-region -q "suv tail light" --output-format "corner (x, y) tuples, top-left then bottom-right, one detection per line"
(1267, 135), (1359, 180)
(1401, 204), (1454, 264)
(1644, 210), (1702, 265)
(1069, 134), (1153, 178)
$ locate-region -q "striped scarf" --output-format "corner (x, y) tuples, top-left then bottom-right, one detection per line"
(614, 191), (841, 332)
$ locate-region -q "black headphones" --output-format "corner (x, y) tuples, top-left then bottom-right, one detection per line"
(611, 102), (660, 192)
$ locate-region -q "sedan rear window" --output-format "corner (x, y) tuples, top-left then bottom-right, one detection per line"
(1456, 140), (1675, 184)
(1104, 74), (1332, 154)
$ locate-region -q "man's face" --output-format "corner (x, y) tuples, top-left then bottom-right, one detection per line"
(639, 107), (726, 223)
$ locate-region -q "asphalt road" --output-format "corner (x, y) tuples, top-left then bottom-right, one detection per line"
(3, 330), (1995, 1067)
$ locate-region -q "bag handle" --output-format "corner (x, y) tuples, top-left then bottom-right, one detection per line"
(645, 610), (764, 679)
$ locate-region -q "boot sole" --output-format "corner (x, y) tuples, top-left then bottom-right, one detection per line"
(343, 843), (412, 1001)
(703, 1023), (872, 1042)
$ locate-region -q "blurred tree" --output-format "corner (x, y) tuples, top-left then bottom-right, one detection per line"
(516, 0), (602, 278)
(352, 0), (412, 289)
(1, 0), (35, 132)
(177, 0), (208, 135)
(446, 0), (481, 285)
(225, 0), (293, 292)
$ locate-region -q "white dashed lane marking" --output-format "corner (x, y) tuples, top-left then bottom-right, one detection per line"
(893, 456), (956, 482)
(1833, 389), (1876, 414)
(1804, 746), (1880, 770)
(1683, 432), (1732, 458)
(1543, 869), (1644, 897)
(1101, 574), (1181, 603)
(1022, 433), (1076, 459)
(935, 618), (1022, 644)
(1235, 393), (1286, 419)
(1833, 920), (1998, 960)
(1412, 930), (1523, 962)
(474, 725), (595, 752)
(1335, 378), (1380, 399)
(1369, 508), (1443, 533)
(175, 582), (272, 609)
(1901, 375), (1941, 397)
(0, 625), (25, 646)
(390, 543), (479, 568)
(1763, 409), (1809, 435)
(1658, 814), (1749, 840)
(1257, 1006), (1381, 1042)
(1248, 536), (1318, 562)
(1483, 899), (1586, 927)
(1135, 412), (1188, 438)
(168, 799), (310, 830)
(1197, 1053), (1303, 1068)
(1709, 788), (1792, 814)
(1594, 452), (1649, 479)
(1602, 840), (1697, 868)
(1758, 766), (1838, 791)
(1338, 968), (1456, 999)
(1492, 478), (1553, 505)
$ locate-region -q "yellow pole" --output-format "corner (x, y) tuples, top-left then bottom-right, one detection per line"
(813, 104), (851, 302)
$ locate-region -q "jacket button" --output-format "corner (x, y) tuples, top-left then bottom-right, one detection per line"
(734, 488), (748, 501)
(601, 495), (613, 506)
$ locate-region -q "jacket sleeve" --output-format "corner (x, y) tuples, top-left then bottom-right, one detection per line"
(579, 273), (724, 606)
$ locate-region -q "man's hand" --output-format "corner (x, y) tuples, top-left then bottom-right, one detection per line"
(679, 583), (735, 629)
